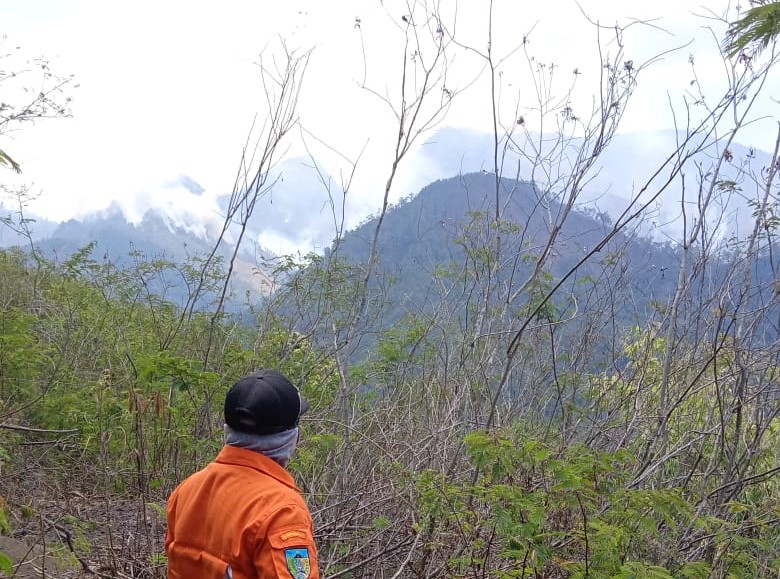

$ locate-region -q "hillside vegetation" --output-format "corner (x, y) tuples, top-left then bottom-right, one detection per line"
(3, 1), (780, 577)
(2, 161), (780, 577)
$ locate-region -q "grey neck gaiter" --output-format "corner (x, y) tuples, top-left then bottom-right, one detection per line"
(224, 424), (299, 468)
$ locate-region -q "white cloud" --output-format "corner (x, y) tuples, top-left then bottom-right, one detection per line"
(1, 0), (777, 253)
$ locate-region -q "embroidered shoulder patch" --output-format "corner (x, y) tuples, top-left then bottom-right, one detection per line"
(285, 547), (311, 579)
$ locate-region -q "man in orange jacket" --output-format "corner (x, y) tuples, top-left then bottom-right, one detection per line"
(165, 369), (320, 579)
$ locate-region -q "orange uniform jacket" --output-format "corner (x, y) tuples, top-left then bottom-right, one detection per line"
(166, 445), (320, 579)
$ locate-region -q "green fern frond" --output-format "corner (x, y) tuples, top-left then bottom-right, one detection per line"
(723, 2), (780, 58)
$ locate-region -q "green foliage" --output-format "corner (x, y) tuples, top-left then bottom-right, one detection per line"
(0, 503), (10, 536)
(365, 315), (432, 379)
(2, 164), (780, 579)
(0, 306), (45, 410)
(0, 245), (338, 501)
(0, 552), (12, 576)
(674, 562), (711, 579)
(414, 426), (774, 578)
(135, 351), (220, 394)
(724, 1), (780, 57)
(610, 562), (674, 579)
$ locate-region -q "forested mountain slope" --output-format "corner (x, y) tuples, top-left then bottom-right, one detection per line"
(332, 171), (681, 327)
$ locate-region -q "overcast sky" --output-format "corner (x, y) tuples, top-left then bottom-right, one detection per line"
(1, 0), (777, 254)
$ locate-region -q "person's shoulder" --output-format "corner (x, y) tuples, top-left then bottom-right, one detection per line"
(275, 483), (310, 507)
(261, 499), (315, 532)
(169, 461), (216, 494)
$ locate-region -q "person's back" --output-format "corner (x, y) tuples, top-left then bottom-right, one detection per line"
(166, 369), (320, 579)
